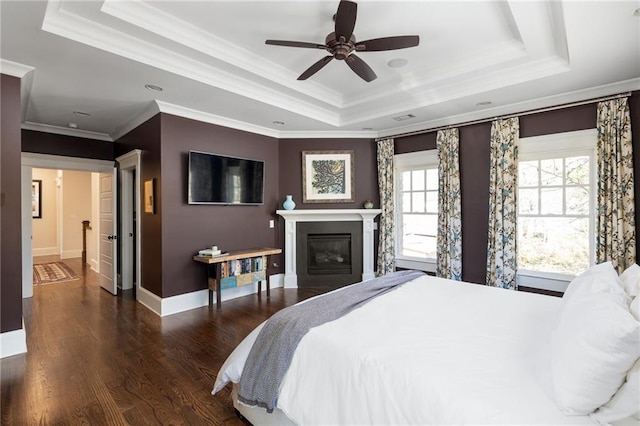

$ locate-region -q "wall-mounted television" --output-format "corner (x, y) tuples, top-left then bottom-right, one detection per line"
(188, 150), (264, 205)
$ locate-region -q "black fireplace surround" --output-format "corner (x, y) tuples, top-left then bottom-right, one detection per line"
(296, 221), (363, 288)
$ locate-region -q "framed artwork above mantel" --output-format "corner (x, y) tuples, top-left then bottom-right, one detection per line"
(302, 150), (354, 203)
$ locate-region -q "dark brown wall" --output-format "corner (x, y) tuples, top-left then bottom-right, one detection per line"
(1, 74), (23, 333)
(395, 132), (436, 154)
(116, 115), (163, 297)
(394, 92), (640, 284)
(22, 129), (114, 160)
(519, 103), (597, 138)
(277, 138), (379, 276)
(159, 114), (280, 298)
(278, 138), (379, 209)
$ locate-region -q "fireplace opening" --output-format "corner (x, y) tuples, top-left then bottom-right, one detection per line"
(296, 221), (363, 288)
(307, 233), (352, 275)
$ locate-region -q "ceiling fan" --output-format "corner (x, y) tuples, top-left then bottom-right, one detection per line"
(265, 0), (419, 82)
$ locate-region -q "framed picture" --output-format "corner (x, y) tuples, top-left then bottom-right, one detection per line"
(144, 179), (155, 214)
(302, 150), (354, 203)
(32, 180), (42, 219)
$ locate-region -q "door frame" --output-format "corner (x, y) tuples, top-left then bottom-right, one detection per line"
(116, 150), (142, 295)
(21, 153), (116, 298)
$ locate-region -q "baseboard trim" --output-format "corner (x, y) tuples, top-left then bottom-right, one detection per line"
(1, 325), (27, 358)
(137, 286), (162, 316)
(89, 258), (99, 273)
(60, 250), (82, 259)
(33, 247), (57, 256)
(136, 274), (286, 317)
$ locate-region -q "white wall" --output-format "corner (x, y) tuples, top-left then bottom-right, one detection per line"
(31, 168), (59, 256)
(61, 170), (92, 259)
(88, 173), (100, 272)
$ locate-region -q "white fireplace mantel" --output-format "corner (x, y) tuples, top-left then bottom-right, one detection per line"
(276, 209), (382, 288)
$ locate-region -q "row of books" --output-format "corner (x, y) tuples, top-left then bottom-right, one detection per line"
(221, 256), (266, 278)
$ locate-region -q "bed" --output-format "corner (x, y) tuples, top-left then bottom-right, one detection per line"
(213, 265), (640, 425)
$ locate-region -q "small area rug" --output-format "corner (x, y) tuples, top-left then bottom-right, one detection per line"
(33, 261), (79, 285)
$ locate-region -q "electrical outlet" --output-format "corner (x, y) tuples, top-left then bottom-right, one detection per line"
(269, 220), (274, 228)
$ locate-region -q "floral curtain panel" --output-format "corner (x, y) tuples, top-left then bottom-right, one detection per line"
(486, 117), (520, 290)
(596, 97), (636, 273)
(436, 128), (462, 280)
(376, 138), (395, 275)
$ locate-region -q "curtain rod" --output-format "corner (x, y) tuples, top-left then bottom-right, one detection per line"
(379, 92), (632, 141)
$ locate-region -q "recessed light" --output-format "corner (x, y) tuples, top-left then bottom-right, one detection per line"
(387, 58), (408, 68)
(362, 127), (373, 131)
(68, 122), (78, 129)
(273, 121), (285, 126)
(392, 114), (416, 122)
(476, 101), (492, 106)
(73, 111), (91, 117)
(145, 84), (163, 92)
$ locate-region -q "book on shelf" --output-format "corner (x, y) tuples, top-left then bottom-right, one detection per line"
(197, 248), (228, 257)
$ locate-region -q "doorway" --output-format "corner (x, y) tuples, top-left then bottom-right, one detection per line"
(30, 168), (96, 292)
(116, 150), (142, 296)
(21, 153), (119, 298)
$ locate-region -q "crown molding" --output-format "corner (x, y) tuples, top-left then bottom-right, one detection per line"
(156, 101), (380, 139)
(156, 100), (280, 138)
(276, 130), (378, 139)
(110, 101), (160, 142)
(376, 78), (640, 138)
(22, 121), (113, 142)
(100, 0), (343, 108)
(42, 0), (339, 127)
(0, 59), (34, 78)
(340, 55), (570, 128)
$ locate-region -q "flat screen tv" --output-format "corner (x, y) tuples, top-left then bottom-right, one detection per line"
(188, 150), (264, 205)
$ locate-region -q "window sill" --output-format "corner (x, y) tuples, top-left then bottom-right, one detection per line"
(517, 269), (574, 294)
(395, 257), (436, 273)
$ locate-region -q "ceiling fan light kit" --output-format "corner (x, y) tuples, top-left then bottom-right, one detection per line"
(265, 0), (419, 82)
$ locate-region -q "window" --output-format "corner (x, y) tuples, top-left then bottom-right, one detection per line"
(517, 130), (597, 280)
(394, 151), (438, 271)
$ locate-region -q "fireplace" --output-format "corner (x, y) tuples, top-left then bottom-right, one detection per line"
(307, 233), (352, 275)
(296, 221), (362, 288)
(277, 209), (382, 288)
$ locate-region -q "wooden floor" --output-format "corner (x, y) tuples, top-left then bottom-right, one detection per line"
(1, 256), (328, 425)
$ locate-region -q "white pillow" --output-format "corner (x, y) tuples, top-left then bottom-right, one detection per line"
(620, 264), (640, 297)
(590, 359), (640, 423)
(630, 296), (640, 322)
(551, 288), (640, 415)
(562, 262), (629, 308)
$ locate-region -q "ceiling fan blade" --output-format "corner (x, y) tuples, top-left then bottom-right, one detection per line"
(356, 35), (420, 52)
(345, 54), (377, 82)
(298, 56), (334, 80)
(266, 40), (327, 49)
(334, 0), (357, 42)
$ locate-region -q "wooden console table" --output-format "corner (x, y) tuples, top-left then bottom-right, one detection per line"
(193, 247), (282, 310)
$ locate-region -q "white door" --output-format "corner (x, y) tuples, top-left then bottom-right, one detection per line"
(99, 170), (117, 295)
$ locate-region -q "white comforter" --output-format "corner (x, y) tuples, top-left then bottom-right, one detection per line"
(214, 275), (596, 425)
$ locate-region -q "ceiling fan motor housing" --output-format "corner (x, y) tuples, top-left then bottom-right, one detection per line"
(325, 32), (356, 60)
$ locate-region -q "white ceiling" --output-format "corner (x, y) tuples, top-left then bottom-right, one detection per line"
(1, 0), (639, 141)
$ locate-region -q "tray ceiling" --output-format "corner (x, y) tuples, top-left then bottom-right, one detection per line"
(1, 0), (638, 140)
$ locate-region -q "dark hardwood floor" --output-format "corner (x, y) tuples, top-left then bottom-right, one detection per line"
(1, 256), (328, 425)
